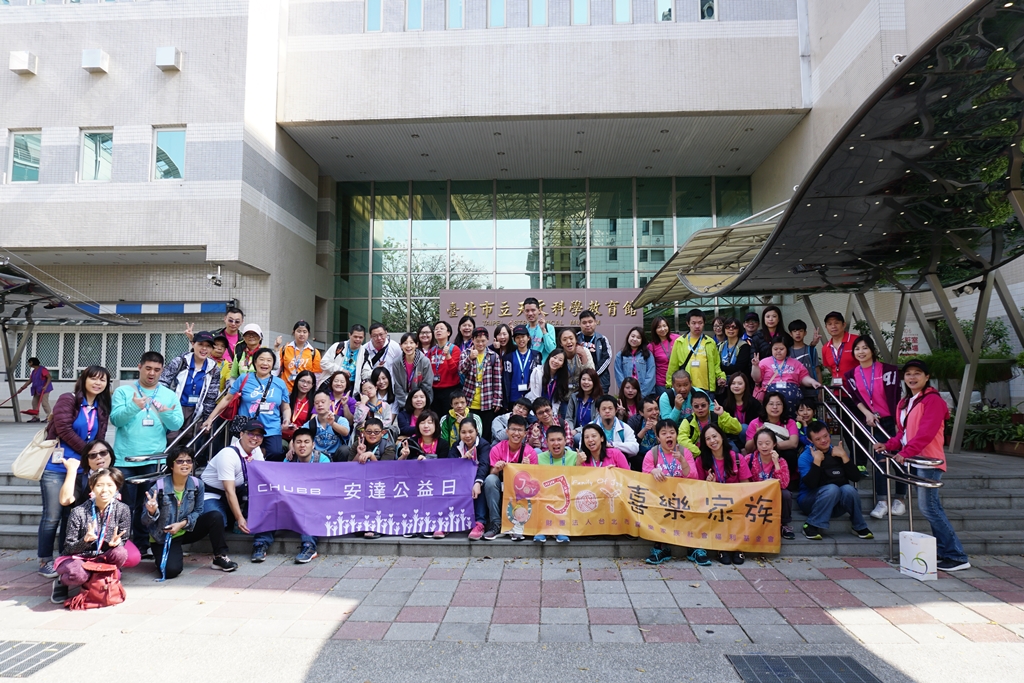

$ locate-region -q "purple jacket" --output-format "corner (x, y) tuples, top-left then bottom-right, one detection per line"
(843, 362), (901, 418)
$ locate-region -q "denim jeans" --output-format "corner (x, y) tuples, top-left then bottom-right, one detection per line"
(253, 530), (316, 550)
(871, 418), (907, 497)
(472, 487), (487, 525)
(914, 467), (968, 563)
(798, 483), (868, 531)
(262, 435), (284, 462)
(37, 470), (67, 560)
(484, 474), (503, 528)
(203, 496), (233, 528)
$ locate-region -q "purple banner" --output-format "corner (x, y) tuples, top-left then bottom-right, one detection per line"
(246, 460), (477, 537)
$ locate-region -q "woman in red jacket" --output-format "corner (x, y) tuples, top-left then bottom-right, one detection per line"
(875, 359), (969, 572)
(38, 366), (112, 579)
(428, 320), (462, 417)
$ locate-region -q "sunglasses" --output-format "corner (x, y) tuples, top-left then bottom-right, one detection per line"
(87, 450), (110, 459)
(363, 430), (383, 436)
(174, 459), (193, 466)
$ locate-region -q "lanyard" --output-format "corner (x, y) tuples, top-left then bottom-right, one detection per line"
(290, 344), (310, 370)
(82, 403), (97, 438)
(293, 397), (309, 422)
(546, 380), (556, 400)
(90, 501), (110, 552)
(687, 335), (705, 355)
(657, 447), (682, 477)
(406, 358), (416, 386)
(576, 397), (592, 427)
(630, 350), (640, 378)
(771, 359), (788, 383)
(516, 350), (532, 379)
(135, 381), (158, 414)
(712, 456), (727, 483)
(859, 363), (877, 405)
(720, 341), (739, 365)
(752, 454), (775, 481)
(542, 451), (565, 466)
(829, 337), (847, 373)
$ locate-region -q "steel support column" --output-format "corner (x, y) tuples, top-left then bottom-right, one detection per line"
(993, 270), (1024, 350)
(907, 293), (939, 352)
(855, 292), (894, 364)
(802, 294), (822, 337)
(891, 293), (909, 361)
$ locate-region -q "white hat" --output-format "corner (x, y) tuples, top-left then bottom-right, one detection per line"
(241, 323), (263, 338)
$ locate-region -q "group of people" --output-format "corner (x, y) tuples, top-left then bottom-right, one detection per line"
(33, 301), (971, 606)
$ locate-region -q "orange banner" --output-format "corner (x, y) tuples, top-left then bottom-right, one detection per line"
(500, 465), (782, 553)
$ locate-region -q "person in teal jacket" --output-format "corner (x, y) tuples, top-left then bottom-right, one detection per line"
(109, 351), (184, 558)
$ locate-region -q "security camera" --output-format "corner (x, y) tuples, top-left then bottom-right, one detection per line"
(893, 54), (905, 65)
(207, 265), (223, 287)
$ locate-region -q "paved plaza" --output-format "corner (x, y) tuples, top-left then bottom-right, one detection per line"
(3, 550), (1024, 681)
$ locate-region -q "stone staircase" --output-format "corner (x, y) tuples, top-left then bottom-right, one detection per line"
(3, 464), (1023, 559)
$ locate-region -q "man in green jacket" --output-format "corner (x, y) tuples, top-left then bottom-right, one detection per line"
(677, 390), (741, 455)
(666, 309), (725, 393)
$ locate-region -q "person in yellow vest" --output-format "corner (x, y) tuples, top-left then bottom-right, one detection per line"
(666, 309), (725, 393)
(275, 321), (322, 393)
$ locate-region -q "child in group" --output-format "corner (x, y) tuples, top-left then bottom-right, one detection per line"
(354, 379), (392, 433)
(677, 390), (742, 457)
(795, 398), (817, 450)
(643, 419), (702, 566)
(211, 336), (232, 394)
(695, 423), (752, 564)
(440, 392), (482, 446)
(787, 319), (822, 401)
(306, 390), (351, 461)
(748, 428), (795, 540)
(529, 425), (576, 543)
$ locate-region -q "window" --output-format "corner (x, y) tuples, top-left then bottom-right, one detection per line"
(657, 0), (672, 21)
(700, 0), (715, 20)
(572, 0), (589, 24)
(448, 0), (464, 28)
(614, 0), (630, 23)
(638, 250), (648, 262)
(81, 131), (112, 182)
(153, 129), (185, 180)
(530, 0), (547, 25)
(608, 277), (618, 288)
(9, 132), (40, 183)
(366, 0), (382, 31)
(407, 0), (423, 29)
(608, 248), (618, 261)
(489, 0), (505, 27)
(650, 249), (665, 262)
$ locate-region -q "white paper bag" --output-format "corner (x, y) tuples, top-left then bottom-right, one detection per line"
(899, 531), (937, 581)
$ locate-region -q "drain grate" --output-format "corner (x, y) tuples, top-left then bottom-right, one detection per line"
(0, 641), (83, 678)
(727, 655), (884, 683)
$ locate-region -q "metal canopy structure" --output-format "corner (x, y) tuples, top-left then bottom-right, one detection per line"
(0, 258), (136, 422)
(632, 0), (1024, 452)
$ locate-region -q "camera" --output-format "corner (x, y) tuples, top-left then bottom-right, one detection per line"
(207, 273), (223, 287)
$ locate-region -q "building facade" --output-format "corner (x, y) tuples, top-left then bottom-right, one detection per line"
(7, 0), (1011, 388)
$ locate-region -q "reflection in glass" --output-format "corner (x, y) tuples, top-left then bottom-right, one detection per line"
(11, 133), (41, 182)
(411, 299), (440, 326)
(373, 181), (409, 249)
(81, 132), (113, 182)
(451, 180), (493, 248)
(496, 249), (539, 272)
(675, 176), (713, 245)
(375, 299), (408, 333)
(590, 274), (622, 289)
(450, 272), (494, 290)
(373, 250), (408, 273)
(544, 273), (586, 289)
(614, 0), (630, 23)
(367, 0), (382, 31)
(715, 176), (752, 228)
(154, 130), (185, 180)
(407, 0), (423, 29)
(339, 182), (372, 250)
(656, 0), (672, 21)
(412, 181), (447, 248)
(496, 273), (536, 289)
(588, 248), (627, 272)
(450, 250), (493, 273)
(490, 0), (505, 27)
(589, 178), (632, 247)
(496, 180), (539, 248)
(544, 248), (585, 274)
(530, 0), (547, 25)
(543, 179), (586, 248)
(449, 0), (464, 28)
(412, 250), (447, 272)
(572, 0), (588, 24)
(639, 248), (668, 270)
(700, 0), (715, 20)
(637, 177), (672, 247)
(373, 274), (408, 299)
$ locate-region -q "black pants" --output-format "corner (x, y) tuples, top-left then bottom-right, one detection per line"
(471, 409), (496, 442)
(432, 385), (460, 417)
(778, 448), (801, 493)
(154, 511), (229, 579)
(119, 464), (160, 552)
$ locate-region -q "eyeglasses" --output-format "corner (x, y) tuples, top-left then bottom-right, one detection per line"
(174, 459), (193, 466)
(244, 431), (265, 439)
(87, 450), (110, 458)
(363, 429), (383, 436)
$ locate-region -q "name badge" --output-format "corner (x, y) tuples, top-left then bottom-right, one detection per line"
(831, 378), (843, 386)
(289, 373), (297, 382)
(51, 447), (65, 464)
(260, 401), (274, 414)
(691, 359), (700, 367)
(775, 381), (789, 389)
(141, 417), (155, 427)
(518, 384), (529, 392)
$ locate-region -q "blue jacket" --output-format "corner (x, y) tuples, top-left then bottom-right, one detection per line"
(614, 351), (656, 396)
(141, 474), (205, 545)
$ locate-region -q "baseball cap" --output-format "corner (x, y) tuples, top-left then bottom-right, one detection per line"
(512, 325), (529, 337)
(192, 331), (215, 345)
(241, 323), (264, 338)
(473, 326), (489, 338)
(744, 312), (759, 322)
(824, 311), (845, 324)
(240, 419), (266, 435)
(902, 359), (930, 375)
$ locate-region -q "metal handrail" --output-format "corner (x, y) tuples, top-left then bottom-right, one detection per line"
(123, 418), (229, 486)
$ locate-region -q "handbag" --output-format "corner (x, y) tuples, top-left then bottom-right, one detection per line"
(65, 561), (126, 610)
(12, 427), (58, 481)
(229, 374), (273, 434)
(222, 374), (249, 422)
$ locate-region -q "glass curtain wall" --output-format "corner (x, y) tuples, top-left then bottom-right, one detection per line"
(335, 177), (749, 337)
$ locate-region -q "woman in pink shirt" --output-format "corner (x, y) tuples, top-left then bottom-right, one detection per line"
(752, 337), (821, 412)
(578, 425), (630, 469)
(647, 316), (679, 389)
(844, 335), (904, 519)
(696, 423), (752, 565)
(643, 419), (704, 567)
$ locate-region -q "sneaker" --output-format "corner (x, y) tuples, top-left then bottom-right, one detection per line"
(853, 527), (874, 540)
(295, 544), (318, 564)
(687, 548), (711, 567)
(38, 561), (58, 579)
(50, 578), (68, 605)
(937, 559), (971, 572)
(869, 500), (889, 519)
(140, 547), (155, 560)
(891, 499), (907, 516)
(483, 525), (501, 540)
(402, 533), (415, 538)
(432, 530), (447, 539)
(857, 465), (869, 476)
(533, 534), (547, 543)
(719, 551), (733, 565)
(250, 544), (268, 563)
(555, 535), (569, 543)
(781, 525), (795, 540)
(733, 552), (745, 566)
(364, 531), (381, 539)
(645, 547), (672, 565)
(802, 524), (823, 540)
(468, 522), (485, 541)
(212, 556), (238, 572)
(510, 533), (525, 542)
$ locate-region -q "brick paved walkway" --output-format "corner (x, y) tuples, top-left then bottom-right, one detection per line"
(3, 551), (1024, 645)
